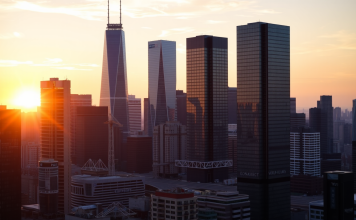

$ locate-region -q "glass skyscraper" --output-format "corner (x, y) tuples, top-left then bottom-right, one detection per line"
(148, 40), (176, 128)
(100, 23), (129, 134)
(319, 95), (333, 154)
(186, 35), (228, 183)
(352, 99), (356, 141)
(236, 22), (290, 219)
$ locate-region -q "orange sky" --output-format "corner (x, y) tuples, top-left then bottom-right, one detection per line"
(0, 0), (355, 112)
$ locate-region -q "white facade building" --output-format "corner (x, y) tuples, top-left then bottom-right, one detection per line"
(148, 40), (176, 128)
(71, 174), (145, 208)
(128, 95), (142, 134)
(290, 130), (320, 176)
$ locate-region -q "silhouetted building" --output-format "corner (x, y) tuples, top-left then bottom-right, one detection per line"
(0, 107), (21, 220)
(353, 141), (356, 193)
(290, 127), (320, 176)
(176, 90), (187, 125)
(321, 153), (341, 174)
(143, 98), (152, 137)
(309, 107), (328, 157)
(21, 111), (40, 142)
(148, 40), (176, 129)
(236, 22), (291, 219)
(228, 87), (237, 124)
(333, 120), (345, 153)
(153, 122), (186, 178)
(290, 113), (306, 130)
(127, 134), (152, 173)
(70, 94), (92, 164)
(334, 107), (341, 121)
(75, 106), (108, 166)
(353, 99), (356, 141)
(323, 171), (354, 220)
(41, 78), (71, 213)
(228, 132), (238, 177)
(290, 175), (323, 195)
(128, 95), (142, 134)
(114, 126), (125, 171)
(319, 96), (334, 153)
(39, 159), (58, 215)
(99, 18), (130, 137)
(290, 98), (296, 113)
(184, 35), (229, 183)
(344, 123), (352, 145)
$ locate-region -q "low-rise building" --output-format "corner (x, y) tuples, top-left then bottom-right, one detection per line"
(196, 192), (250, 220)
(151, 189), (197, 220)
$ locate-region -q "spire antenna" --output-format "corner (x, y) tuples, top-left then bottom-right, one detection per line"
(120, 0), (122, 25)
(108, 0), (109, 24)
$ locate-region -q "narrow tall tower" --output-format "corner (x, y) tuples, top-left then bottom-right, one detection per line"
(100, 0), (129, 137)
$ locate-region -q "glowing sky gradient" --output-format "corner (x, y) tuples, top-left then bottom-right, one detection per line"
(0, 0), (355, 113)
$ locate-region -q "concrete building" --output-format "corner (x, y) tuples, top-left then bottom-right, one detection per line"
(290, 127), (320, 176)
(126, 133), (152, 173)
(128, 95), (142, 134)
(0, 106), (21, 220)
(70, 94), (92, 164)
(151, 189), (197, 220)
(41, 78), (71, 213)
(184, 35), (229, 183)
(148, 40), (176, 128)
(71, 174), (145, 208)
(153, 121), (186, 178)
(290, 98), (296, 114)
(74, 106), (108, 166)
(176, 90), (187, 126)
(197, 192), (250, 220)
(236, 22), (291, 219)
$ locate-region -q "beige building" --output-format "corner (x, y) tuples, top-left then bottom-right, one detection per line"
(151, 189), (197, 220)
(128, 95), (141, 134)
(153, 121), (186, 178)
(40, 78), (71, 214)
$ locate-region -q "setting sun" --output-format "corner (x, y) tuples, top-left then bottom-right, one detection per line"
(13, 88), (40, 111)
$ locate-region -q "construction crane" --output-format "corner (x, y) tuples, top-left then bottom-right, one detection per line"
(105, 114), (122, 176)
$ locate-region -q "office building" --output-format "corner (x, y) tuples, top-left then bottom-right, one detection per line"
(228, 129), (238, 177)
(153, 122), (186, 178)
(197, 209), (217, 220)
(70, 94), (92, 164)
(182, 35), (229, 183)
(39, 159), (59, 215)
(21, 141), (40, 170)
(71, 174), (145, 208)
(353, 100), (356, 141)
(344, 123), (352, 145)
(0, 107), (21, 220)
(290, 113), (305, 130)
(176, 90), (187, 125)
(290, 97), (296, 113)
(41, 78), (71, 213)
(333, 120), (345, 152)
(309, 197), (356, 220)
(321, 153), (341, 174)
(21, 111), (40, 142)
(151, 189), (197, 220)
(290, 175), (323, 195)
(126, 133), (152, 173)
(309, 107), (328, 156)
(334, 107), (341, 121)
(148, 40), (176, 128)
(99, 9), (130, 135)
(323, 171), (354, 220)
(319, 95), (334, 154)
(290, 127), (320, 176)
(128, 95), (142, 134)
(236, 22), (290, 219)
(197, 192), (250, 219)
(228, 87), (237, 124)
(353, 141), (356, 193)
(75, 106), (108, 166)
(144, 98), (152, 136)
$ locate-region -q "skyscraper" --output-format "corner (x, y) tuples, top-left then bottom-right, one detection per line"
(236, 22), (290, 219)
(319, 95), (334, 153)
(143, 98), (152, 136)
(334, 107), (341, 121)
(182, 35), (229, 183)
(128, 95), (142, 134)
(352, 99), (356, 141)
(99, 2), (129, 135)
(310, 107), (328, 155)
(228, 87), (237, 124)
(290, 97), (296, 113)
(0, 106), (21, 220)
(176, 90), (187, 125)
(40, 78), (71, 213)
(148, 40), (176, 128)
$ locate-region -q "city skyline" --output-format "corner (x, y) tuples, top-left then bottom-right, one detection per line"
(0, 0), (355, 112)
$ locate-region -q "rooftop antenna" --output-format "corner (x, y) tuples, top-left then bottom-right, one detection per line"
(120, 0), (122, 25)
(108, 0), (109, 24)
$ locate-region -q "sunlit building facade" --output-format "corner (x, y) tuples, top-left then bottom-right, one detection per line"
(236, 22), (290, 219)
(148, 40), (176, 128)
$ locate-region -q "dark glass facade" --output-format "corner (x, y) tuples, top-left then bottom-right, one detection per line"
(352, 100), (356, 141)
(228, 87), (237, 124)
(100, 28), (129, 134)
(144, 98), (152, 136)
(75, 106), (108, 166)
(176, 90), (187, 125)
(126, 136), (153, 173)
(0, 108), (21, 220)
(319, 96), (334, 153)
(236, 22), (290, 219)
(186, 35), (228, 183)
(353, 141), (356, 193)
(290, 113), (305, 129)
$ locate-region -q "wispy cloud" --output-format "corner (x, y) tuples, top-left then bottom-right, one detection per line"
(207, 20), (226, 24)
(158, 27), (194, 37)
(0, 60), (33, 67)
(254, 9), (280, 14)
(0, 32), (22, 40)
(319, 30), (356, 50)
(53, 67), (91, 71)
